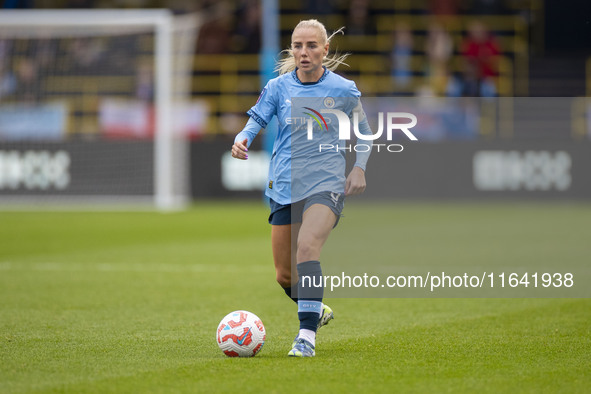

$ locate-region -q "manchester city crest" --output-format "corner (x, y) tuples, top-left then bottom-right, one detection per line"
(324, 97), (335, 108)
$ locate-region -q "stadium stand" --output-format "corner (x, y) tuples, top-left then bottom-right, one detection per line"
(192, 1), (531, 136)
(1, 0), (587, 138)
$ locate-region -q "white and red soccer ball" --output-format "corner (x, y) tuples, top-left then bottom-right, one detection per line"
(216, 310), (266, 357)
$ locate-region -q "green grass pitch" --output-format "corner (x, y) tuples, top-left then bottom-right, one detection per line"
(1, 202), (590, 393)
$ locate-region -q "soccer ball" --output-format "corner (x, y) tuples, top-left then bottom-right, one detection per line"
(216, 310), (266, 357)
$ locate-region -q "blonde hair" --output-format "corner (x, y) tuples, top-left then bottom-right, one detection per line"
(275, 19), (350, 75)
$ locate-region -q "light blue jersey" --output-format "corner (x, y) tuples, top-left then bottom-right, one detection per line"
(235, 67), (370, 205)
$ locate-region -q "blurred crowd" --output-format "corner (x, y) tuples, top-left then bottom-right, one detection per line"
(183, 0), (507, 97)
(192, 0), (506, 97)
(0, 0), (521, 103)
(0, 35), (145, 103)
(391, 19), (501, 97)
(0, 0), (264, 104)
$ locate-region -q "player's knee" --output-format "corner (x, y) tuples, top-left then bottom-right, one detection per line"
(296, 239), (320, 262)
(276, 271), (291, 288)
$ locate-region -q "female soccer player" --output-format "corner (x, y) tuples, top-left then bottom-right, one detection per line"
(231, 19), (372, 357)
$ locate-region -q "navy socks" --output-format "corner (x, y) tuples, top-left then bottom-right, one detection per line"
(282, 285), (298, 304)
(296, 260), (323, 332)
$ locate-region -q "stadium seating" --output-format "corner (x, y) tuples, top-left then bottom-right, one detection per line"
(5, 2), (531, 137)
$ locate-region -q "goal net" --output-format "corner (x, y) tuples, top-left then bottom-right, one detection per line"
(0, 10), (200, 210)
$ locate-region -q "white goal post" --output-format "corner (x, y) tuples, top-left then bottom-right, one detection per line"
(0, 10), (200, 210)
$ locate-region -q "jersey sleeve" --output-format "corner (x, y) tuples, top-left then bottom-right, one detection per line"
(348, 82), (371, 172)
(247, 80), (278, 129)
(346, 81), (362, 119)
(349, 81), (362, 98)
(234, 117), (262, 148)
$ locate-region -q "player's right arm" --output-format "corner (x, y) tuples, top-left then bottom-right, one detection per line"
(232, 118), (262, 160)
(231, 80), (278, 160)
(231, 138), (249, 160)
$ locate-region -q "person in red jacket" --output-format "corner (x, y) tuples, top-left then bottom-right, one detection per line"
(461, 20), (501, 97)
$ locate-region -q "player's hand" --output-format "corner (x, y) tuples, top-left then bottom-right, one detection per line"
(231, 138), (249, 160)
(345, 166), (366, 196)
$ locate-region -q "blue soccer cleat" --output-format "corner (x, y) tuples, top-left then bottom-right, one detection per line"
(288, 338), (316, 357)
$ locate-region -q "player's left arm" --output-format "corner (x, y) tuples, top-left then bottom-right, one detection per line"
(346, 166), (366, 196)
(346, 100), (371, 196)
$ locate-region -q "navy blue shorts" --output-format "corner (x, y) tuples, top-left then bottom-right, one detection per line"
(268, 191), (345, 226)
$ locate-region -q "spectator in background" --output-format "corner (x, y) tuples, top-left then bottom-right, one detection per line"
(69, 37), (106, 75)
(0, 60), (17, 100)
(389, 22), (413, 89)
(347, 0), (374, 36)
(195, 1), (233, 54)
(428, 0), (460, 16)
(461, 20), (500, 97)
(33, 38), (57, 76)
(0, 39), (10, 57)
(231, 0), (261, 53)
(0, 41), (16, 99)
(135, 62), (153, 101)
(424, 22), (453, 95)
(13, 57), (41, 103)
